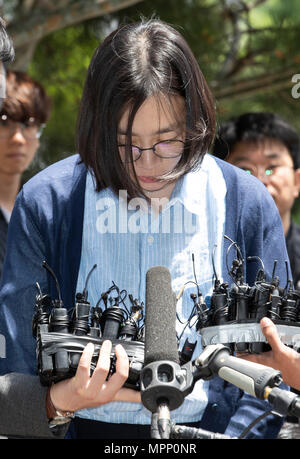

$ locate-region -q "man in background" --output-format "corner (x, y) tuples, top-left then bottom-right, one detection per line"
(213, 112), (300, 289)
(0, 70), (52, 279)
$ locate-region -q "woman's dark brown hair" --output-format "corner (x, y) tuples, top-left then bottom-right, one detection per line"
(1, 70), (52, 125)
(76, 18), (216, 198)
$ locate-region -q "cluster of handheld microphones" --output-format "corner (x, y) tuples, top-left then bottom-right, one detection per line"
(194, 236), (300, 354)
(32, 261), (145, 389)
(32, 236), (300, 439)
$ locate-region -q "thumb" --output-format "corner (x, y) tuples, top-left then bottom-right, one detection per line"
(260, 317), (284, 353)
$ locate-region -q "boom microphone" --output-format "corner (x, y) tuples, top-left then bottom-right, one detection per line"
(140, 266), (186, 439)
(144, 266), (179, 365)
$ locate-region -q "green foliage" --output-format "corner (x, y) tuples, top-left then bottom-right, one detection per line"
(24, 21), (101, 181)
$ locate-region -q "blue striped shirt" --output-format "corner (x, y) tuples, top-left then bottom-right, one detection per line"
(76, 154), (226, 424)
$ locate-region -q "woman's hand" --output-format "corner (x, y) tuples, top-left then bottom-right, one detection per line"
(239, 317), (300, 390)
(49, 340), (141, 413)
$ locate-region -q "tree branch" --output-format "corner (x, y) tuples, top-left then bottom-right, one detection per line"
(217, 6), (242, 80)
(213, 66), (299, 100)
(8, 0), (143, 49)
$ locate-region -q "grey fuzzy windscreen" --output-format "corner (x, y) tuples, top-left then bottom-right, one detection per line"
(144, 266), (179, 365)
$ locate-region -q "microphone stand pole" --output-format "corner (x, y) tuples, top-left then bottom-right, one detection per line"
(156, 400), (171, 439)
(150, 403), (171, 440)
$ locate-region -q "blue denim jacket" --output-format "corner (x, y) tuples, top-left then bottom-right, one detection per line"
(0, 154), (288, 438)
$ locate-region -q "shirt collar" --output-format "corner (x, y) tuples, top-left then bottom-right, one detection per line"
(165, 155), (209, 215)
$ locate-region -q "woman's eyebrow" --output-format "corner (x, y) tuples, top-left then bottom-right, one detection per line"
(117, 125), (180, 136)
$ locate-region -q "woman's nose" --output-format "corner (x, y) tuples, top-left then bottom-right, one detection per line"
(138, 148), (159, 169)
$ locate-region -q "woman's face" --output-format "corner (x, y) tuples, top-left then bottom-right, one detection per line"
(118, 94), (186, 200)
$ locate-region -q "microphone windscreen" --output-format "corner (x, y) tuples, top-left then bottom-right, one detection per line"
(145, 266), (179, 365)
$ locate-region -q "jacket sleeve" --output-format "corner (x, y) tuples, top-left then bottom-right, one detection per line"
(0, 373), (68, 438)
(199, 377), (285, 439)
(0, 188), (48, 375)
(223, 388), (285, 439)
(0, 192), (70, 438)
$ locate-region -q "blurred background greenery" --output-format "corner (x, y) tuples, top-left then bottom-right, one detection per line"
(2, 0), (300, 218)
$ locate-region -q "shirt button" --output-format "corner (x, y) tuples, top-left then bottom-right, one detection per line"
(147, 235), (154, 245)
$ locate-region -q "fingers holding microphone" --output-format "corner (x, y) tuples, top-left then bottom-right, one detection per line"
(91, 340), (139, 404)
(239, 317), (300, 390)
(49, 339), (139, 414)
(260, 317), (288, 353)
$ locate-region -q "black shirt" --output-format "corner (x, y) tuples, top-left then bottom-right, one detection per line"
(286, 221), (300, 290)
(0, 208), (8, 281)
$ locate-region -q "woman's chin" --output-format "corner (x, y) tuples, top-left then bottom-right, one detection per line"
(138, 180), (177, 200)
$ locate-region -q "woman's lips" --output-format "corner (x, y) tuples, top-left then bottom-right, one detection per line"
(138, 176), (159, 183)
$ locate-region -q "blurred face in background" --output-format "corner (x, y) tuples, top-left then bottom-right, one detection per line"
(0, 115), (41, 177)
(0, 64), (37, 178)
(226, 138), (300, 219)
(0, 70), (51, 178)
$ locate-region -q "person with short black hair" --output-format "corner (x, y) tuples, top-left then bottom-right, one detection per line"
(213, 112), (300, 288)
(0, 18), (289, 439)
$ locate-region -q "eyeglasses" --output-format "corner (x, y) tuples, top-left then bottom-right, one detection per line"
(242, 165), (294, 178)
(0, 115), (44, 140)
(118, 139), (184, 163)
